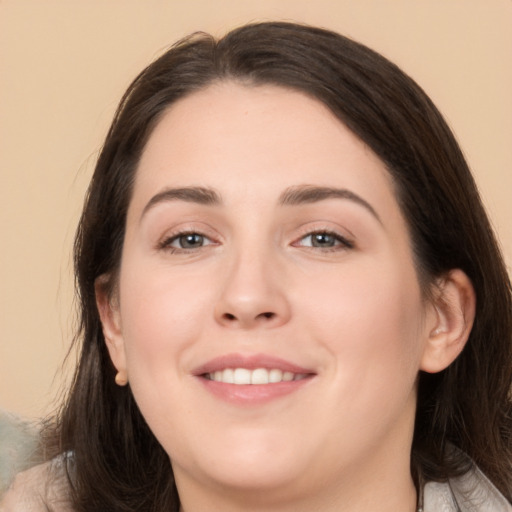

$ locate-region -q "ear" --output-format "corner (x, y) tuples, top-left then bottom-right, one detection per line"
(95, 274), (127, 376)
(420, 269), (476, 373)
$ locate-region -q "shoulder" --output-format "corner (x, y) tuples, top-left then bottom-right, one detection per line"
(0, 457), (73, 512)
(423, 465), (512, 512)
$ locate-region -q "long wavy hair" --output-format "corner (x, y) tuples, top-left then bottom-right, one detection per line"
(48, 22), (512, 511)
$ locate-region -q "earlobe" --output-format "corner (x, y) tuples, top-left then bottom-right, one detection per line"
(420, 269), (476, 374)
(95, 274), (127, 376)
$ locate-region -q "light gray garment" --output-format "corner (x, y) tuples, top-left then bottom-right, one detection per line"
(423, 466), (512, 511)
(2, 458), (511, 511)
(0, 458), (72, 512)
(0, 410), (39, 497)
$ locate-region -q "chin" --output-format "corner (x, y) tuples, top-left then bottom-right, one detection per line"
(170, 430), (311, 493)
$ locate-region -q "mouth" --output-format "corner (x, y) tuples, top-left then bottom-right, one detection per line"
(194, 353), (315, 405)
(204, 368), (310, 385)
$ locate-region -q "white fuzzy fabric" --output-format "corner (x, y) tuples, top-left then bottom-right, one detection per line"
(0, 410), (39, 496)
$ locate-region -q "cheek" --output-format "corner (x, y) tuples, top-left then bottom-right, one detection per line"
(116, 266), (219, 443)
(117, 264), (215, 381)
(302, 260), (425, 381)
(294, 262), (425, 455)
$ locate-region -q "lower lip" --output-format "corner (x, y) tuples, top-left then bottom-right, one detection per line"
(197, 376), (313, 406)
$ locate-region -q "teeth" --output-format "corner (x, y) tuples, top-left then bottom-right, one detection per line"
(222, 368), (234, 384)
(233, 368), (251, 384)
(207, 368), (306, 385)
(251, 368), (269, 384)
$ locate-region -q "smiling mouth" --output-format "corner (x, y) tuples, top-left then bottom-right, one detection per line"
(204, 368), (310, 385)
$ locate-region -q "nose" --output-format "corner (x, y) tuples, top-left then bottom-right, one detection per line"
(214, 249), (291, 330)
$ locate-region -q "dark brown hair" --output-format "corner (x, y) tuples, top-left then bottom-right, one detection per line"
(50, 22), (512, 510)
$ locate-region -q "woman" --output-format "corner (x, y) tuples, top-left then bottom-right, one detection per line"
(2, 22), (511, 512)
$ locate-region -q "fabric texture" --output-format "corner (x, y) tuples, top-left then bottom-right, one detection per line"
(2, 457), (511, 511)
(423, 466), (512, 511)
(0, 458), (72, 512)
(0, 410), (39, 497)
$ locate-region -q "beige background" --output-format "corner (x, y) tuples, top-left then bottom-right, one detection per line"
(1, 0), (511, 419)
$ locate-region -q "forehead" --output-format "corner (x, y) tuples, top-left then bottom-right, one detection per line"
(134, 82), (396, 206)
(142, 83), (365, 162)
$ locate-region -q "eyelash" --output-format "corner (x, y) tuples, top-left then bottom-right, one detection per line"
(157, 229), (354, 254)
(157, 230), (217, 253)
(293, 230), (354, 252)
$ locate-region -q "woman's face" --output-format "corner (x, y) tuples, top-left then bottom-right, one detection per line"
(102, 83), (438, 503)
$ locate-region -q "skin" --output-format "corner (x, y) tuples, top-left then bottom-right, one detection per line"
(97, 83), (475, 512)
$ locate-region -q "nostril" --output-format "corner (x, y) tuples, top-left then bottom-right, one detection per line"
(220, 311), (276, 324)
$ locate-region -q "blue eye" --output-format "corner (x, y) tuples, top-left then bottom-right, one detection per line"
(175, 233), (205, 248)
(160, 232), (214, 251)
(298, 231), (353, 250)
(307, 233), (337, 247)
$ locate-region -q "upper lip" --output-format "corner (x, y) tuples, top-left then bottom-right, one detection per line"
(192, 353), (315, 376)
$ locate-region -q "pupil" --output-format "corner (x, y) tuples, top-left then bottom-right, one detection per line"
(313, 233), (334, 247)
(180, 234), (203, 248)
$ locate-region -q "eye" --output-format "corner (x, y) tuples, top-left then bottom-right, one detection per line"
(159, 232), (214, 252)
(295, 231), (354, 250)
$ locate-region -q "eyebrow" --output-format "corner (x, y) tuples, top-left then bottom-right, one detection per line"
(279, 185), (381, 223)
(140, 184), (381, 224)
(141, 186), (222, 219)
